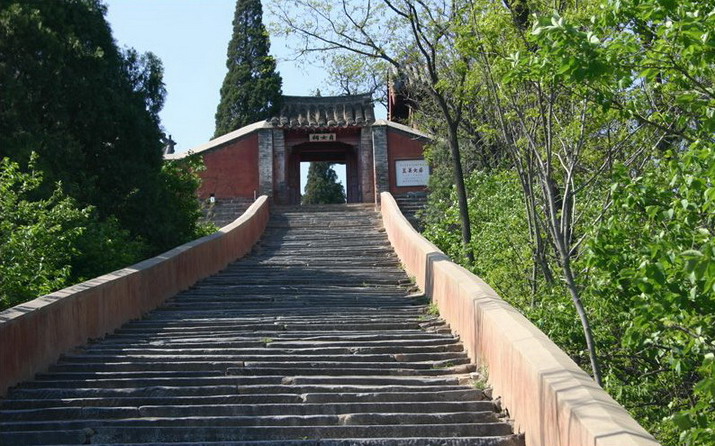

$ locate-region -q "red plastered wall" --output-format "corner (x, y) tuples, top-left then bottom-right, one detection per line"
(386, 128), (428, 195)
(198, 133), (259, 199)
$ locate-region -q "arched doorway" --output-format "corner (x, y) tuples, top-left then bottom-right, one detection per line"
(286, 141), (359, 205)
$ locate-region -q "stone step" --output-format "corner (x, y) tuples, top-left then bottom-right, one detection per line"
(1, 387), (487, 411)
(56, 352), (467, 365)
(79, 439), (523, 446)
(2, 412), (501, 431)
(78, 343), (463, 356)
(90, 333), (458, 346)
(0, 423), (515, 444)
(8, 380), (477, 399)
(0, 401), (497, 421)
(22, 375), (469, 390)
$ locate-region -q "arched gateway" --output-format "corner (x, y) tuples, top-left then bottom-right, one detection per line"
(166, 94), (430, 205)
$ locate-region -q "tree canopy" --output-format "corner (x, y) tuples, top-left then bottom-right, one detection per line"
(214, 0), (283, 137)
(0, 0), (212, 309)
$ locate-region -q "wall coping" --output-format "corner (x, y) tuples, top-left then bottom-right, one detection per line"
(164, 119), (433, 163)
(165, 121), (272, 160)
(0, 196), (270, 396)
(379, 192), (660, 446)
(372, 119), (432, 140)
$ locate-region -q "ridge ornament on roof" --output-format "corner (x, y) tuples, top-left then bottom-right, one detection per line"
(270, 94), (375, 128)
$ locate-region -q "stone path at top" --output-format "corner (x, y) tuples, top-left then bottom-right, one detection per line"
(0, 204), (524, 445)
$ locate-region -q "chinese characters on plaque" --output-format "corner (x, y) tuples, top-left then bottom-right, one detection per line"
(395, 159), (430, 187)
(309, 133), (336, 142)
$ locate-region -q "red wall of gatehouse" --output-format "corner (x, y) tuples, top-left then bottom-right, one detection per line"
(387, 128), (428, 195)
(198, 134), (259, 199)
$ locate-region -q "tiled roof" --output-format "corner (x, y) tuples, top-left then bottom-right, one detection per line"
(270, 94), (375, 128)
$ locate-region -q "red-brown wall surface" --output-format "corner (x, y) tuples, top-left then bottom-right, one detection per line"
(198, 133), (259, 199)
(387, 128), (428, 195)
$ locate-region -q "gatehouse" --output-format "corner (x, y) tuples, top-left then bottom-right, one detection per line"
(166, 94), (430, 205)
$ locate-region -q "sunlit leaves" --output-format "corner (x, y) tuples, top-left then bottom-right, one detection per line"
(586, 144), (715, 444)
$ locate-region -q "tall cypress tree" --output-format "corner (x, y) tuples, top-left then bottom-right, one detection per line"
(214, 0), (282, 137)
(302, 162), (346, 205)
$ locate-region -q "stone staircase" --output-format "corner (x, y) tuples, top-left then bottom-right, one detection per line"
(0, 204), (523, 445)
(393, 192), (428, 231)
(202, 197), (254, 228)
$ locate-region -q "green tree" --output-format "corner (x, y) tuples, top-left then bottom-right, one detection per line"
(0, 0), (209, 257)
(272, 0), (476, 263)
(0, 155), (144, 311)
(214, 0), (283, 136)
(302, 162), (346, 205)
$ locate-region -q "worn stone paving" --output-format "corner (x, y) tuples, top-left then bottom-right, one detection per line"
(0, 204), (523, 445)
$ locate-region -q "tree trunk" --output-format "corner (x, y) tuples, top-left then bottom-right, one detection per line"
(560, 252), (603, 386)
(447, 121), (474, 264)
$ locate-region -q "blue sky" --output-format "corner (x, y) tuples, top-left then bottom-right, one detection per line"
(105, 0), (328, 154)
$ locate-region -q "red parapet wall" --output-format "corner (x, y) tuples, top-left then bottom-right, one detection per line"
(0, 196), (270, 397)
(379, 192), (660, 446)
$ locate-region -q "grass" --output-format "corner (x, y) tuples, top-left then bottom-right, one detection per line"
(431, 360), (456, 369)
(426, 302), (440, 316)
(471, 366), (490, 389)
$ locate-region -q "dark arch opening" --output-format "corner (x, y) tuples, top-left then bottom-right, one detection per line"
(287, 141), (359, 205)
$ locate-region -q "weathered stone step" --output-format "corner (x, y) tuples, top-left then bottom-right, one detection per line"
(6, 384), (482, 401)
(110, 324), (426, 337)
(118, 319), (438, 331)
(89, 438), (524, 446)
(23, 375), (468, 390)
(63, 344), (461, 357)
(2, 412), (502, 432)
(41, 360), (456, 376)
(237, 260), (401, 268)
(91, 333), (459, 347)
(0, 388), (485, 411)
(0, 401), (497, 421)
(250, 247), (395, 256)
(265, 222), (382, 230)
(76, 344), (462, 357)
(257, 236), (390, 245)
(219, 267), (407, 276)
(57, 352), (467, 365)
(146, 306), (427, 316)
(121, 318), (436, 329)
(0, 423), (514, 444)
(170, 288), (410, 297)
(255, 241), (391, 250)
(198, 276), (406, 286)
(156, 300), (418, 310)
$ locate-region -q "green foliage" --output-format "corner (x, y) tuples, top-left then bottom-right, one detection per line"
(0, 0), (207, 256)
(0, 156), (144, 311)
(0, 0), (164, 216)
(214, 0), (283, 136)
(0, 1), (216, 309)
(302, 162), (346, 205)
(586, 146), (715, 445)
(528, 0), (714, 141)
(122, 156), (217, 255)
(420, 0), (715, 441)
(422, 167), (590, 360)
